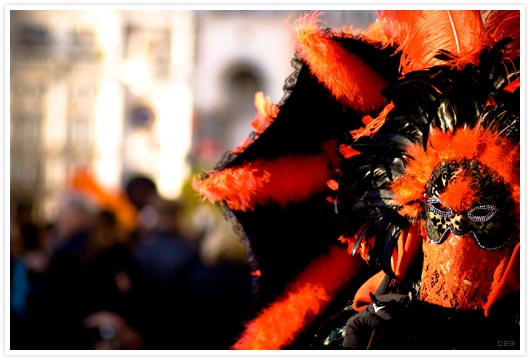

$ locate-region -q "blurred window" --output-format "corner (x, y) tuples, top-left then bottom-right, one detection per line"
(18, 24), (51, 46)
(124, 25), (170, 78)
(67, 114), (92, 149)
(11, 113), (41, 144)
(11, 155), (41, 189)
(224, 64), (262, 114)
(69, 29), (95, 48)
(129, 104), (155, 128)
(68, 29), (100, 62)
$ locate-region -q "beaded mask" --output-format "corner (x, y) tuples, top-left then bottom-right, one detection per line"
(424, 159), (516, 251)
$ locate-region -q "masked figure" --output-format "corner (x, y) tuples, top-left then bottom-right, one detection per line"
(193, 10), (520, 350)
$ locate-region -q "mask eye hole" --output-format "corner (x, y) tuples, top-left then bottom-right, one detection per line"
(427, 197), (454, 218)
(467, 204), (498, 222)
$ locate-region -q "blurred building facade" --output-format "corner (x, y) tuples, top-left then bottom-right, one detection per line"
(10, 9), (376, 223)
(10, 10), (196, 221)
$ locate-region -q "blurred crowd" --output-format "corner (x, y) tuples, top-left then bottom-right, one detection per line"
(10, 174), (255, 350)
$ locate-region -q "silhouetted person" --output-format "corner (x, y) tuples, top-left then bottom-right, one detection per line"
(26, 194), (142, 349)
(132, 198), (200, 349)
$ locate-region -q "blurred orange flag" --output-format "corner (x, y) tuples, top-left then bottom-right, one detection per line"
(68, 168), (137, 231)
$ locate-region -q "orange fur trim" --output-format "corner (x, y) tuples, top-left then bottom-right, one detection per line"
(391, 127), (519, 219)
(370, 10), (491, 72)
(397, 203), (423, 219)
(232, 245), (362, 350)
(293, 12), (387, 113)
(193, 154), (331, 212)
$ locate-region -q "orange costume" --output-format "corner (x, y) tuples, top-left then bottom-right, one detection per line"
(194, 10), (520, 350)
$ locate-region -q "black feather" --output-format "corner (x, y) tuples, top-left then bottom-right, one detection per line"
(336, 39), (520, 275)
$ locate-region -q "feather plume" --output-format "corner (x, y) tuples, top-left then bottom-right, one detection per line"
(439, 176), (478, 212)
(232, 245), (361, 350)
(230, 92), (279, 156)
(192, 154), (331, 212)
(482, 10), (520, 59)
(293, 12), (387, 112)
(250, 91), (279, 132)
(375, 10), (491, 72)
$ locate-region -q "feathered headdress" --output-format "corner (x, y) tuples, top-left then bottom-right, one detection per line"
(193, 10), (520, 349)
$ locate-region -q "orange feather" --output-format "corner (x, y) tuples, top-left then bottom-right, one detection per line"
(293, 12), (387, 113)
(192, 154), (331, 212)
(350, 102), (395, 140)
(232, 245), (362, 350)
(439, 176), (478, 212)
(375, 10), (491, 72)
(391, 127), (520, 219)
(483, 10), (520, 59)
(250, 91), (279, 132)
